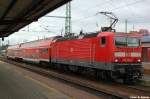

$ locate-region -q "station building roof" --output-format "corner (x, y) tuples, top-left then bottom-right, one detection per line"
(0, 0), (71, 37)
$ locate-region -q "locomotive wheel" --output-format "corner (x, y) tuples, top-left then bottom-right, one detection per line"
(96, 70), (107, 80)
(62, 65), (69, 72)
(55, 63), (62, 69)
(106, 71), (115, 81)
(68, 65), (79, 73)
(123, 75), (135, 84)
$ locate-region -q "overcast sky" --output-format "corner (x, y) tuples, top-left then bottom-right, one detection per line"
(2, 0), (150, 45)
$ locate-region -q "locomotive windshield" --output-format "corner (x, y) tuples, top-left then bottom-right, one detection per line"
(115, 37), (140, 47)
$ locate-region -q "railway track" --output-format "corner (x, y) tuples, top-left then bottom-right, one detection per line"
(127, 85), (150, 94)
(144, 69), (150, 75)
(0, 57), (150, 99)
(143, 62), (150, 75)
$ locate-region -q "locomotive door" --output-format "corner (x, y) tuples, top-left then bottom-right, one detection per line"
(100, 36), (107, 62)
(96, 36), (107, 63)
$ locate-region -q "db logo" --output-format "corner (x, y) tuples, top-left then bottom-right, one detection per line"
(70, 48), (74, 52)
(127, 59), (131, 61)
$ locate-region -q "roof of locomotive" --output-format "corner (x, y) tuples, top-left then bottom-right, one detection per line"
(56, 31), (142, 42)
(56, 31), (100, 42)
(56, 31), (121, 41)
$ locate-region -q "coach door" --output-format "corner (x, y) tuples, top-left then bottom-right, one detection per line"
(51, 43), (58, 62)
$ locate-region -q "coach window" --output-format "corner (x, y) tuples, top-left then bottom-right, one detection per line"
(101, 37), (106, 47)
(42, 48), (48, 54)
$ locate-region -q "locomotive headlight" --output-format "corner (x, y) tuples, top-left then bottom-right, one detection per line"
(114, 52), (125, 57)
(137, 59), (141, 62)
(131, 52), (141, 57)
(114, 59), (119, 62)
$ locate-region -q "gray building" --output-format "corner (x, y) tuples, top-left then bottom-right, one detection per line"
(142, 35), (150, 62)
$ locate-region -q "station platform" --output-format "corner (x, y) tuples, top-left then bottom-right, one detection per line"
(0, 61), (71, 99)
(143, 62), (150, 75)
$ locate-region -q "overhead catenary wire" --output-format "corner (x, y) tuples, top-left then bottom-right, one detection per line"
(72, 0), (146, 23)
(34, 0), (149, 34)
(70, 0), (111, 18)
(20, 0), (150, 36)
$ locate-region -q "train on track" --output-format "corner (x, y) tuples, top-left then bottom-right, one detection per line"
(6, 12), (143, 84)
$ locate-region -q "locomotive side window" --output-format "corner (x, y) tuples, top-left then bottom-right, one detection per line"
(115, 37), (140, 47)
(115, 37), (127, 46)
(101, 37), (106, 47)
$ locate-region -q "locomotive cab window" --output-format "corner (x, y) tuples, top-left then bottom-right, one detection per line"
(101, 37), (106, 47)
(115, 36), (140, 47)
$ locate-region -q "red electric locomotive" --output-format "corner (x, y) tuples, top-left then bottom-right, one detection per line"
(6, 12), (143, 83)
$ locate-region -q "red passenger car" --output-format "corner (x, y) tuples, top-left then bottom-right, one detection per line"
(7, 36), (61, 62)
